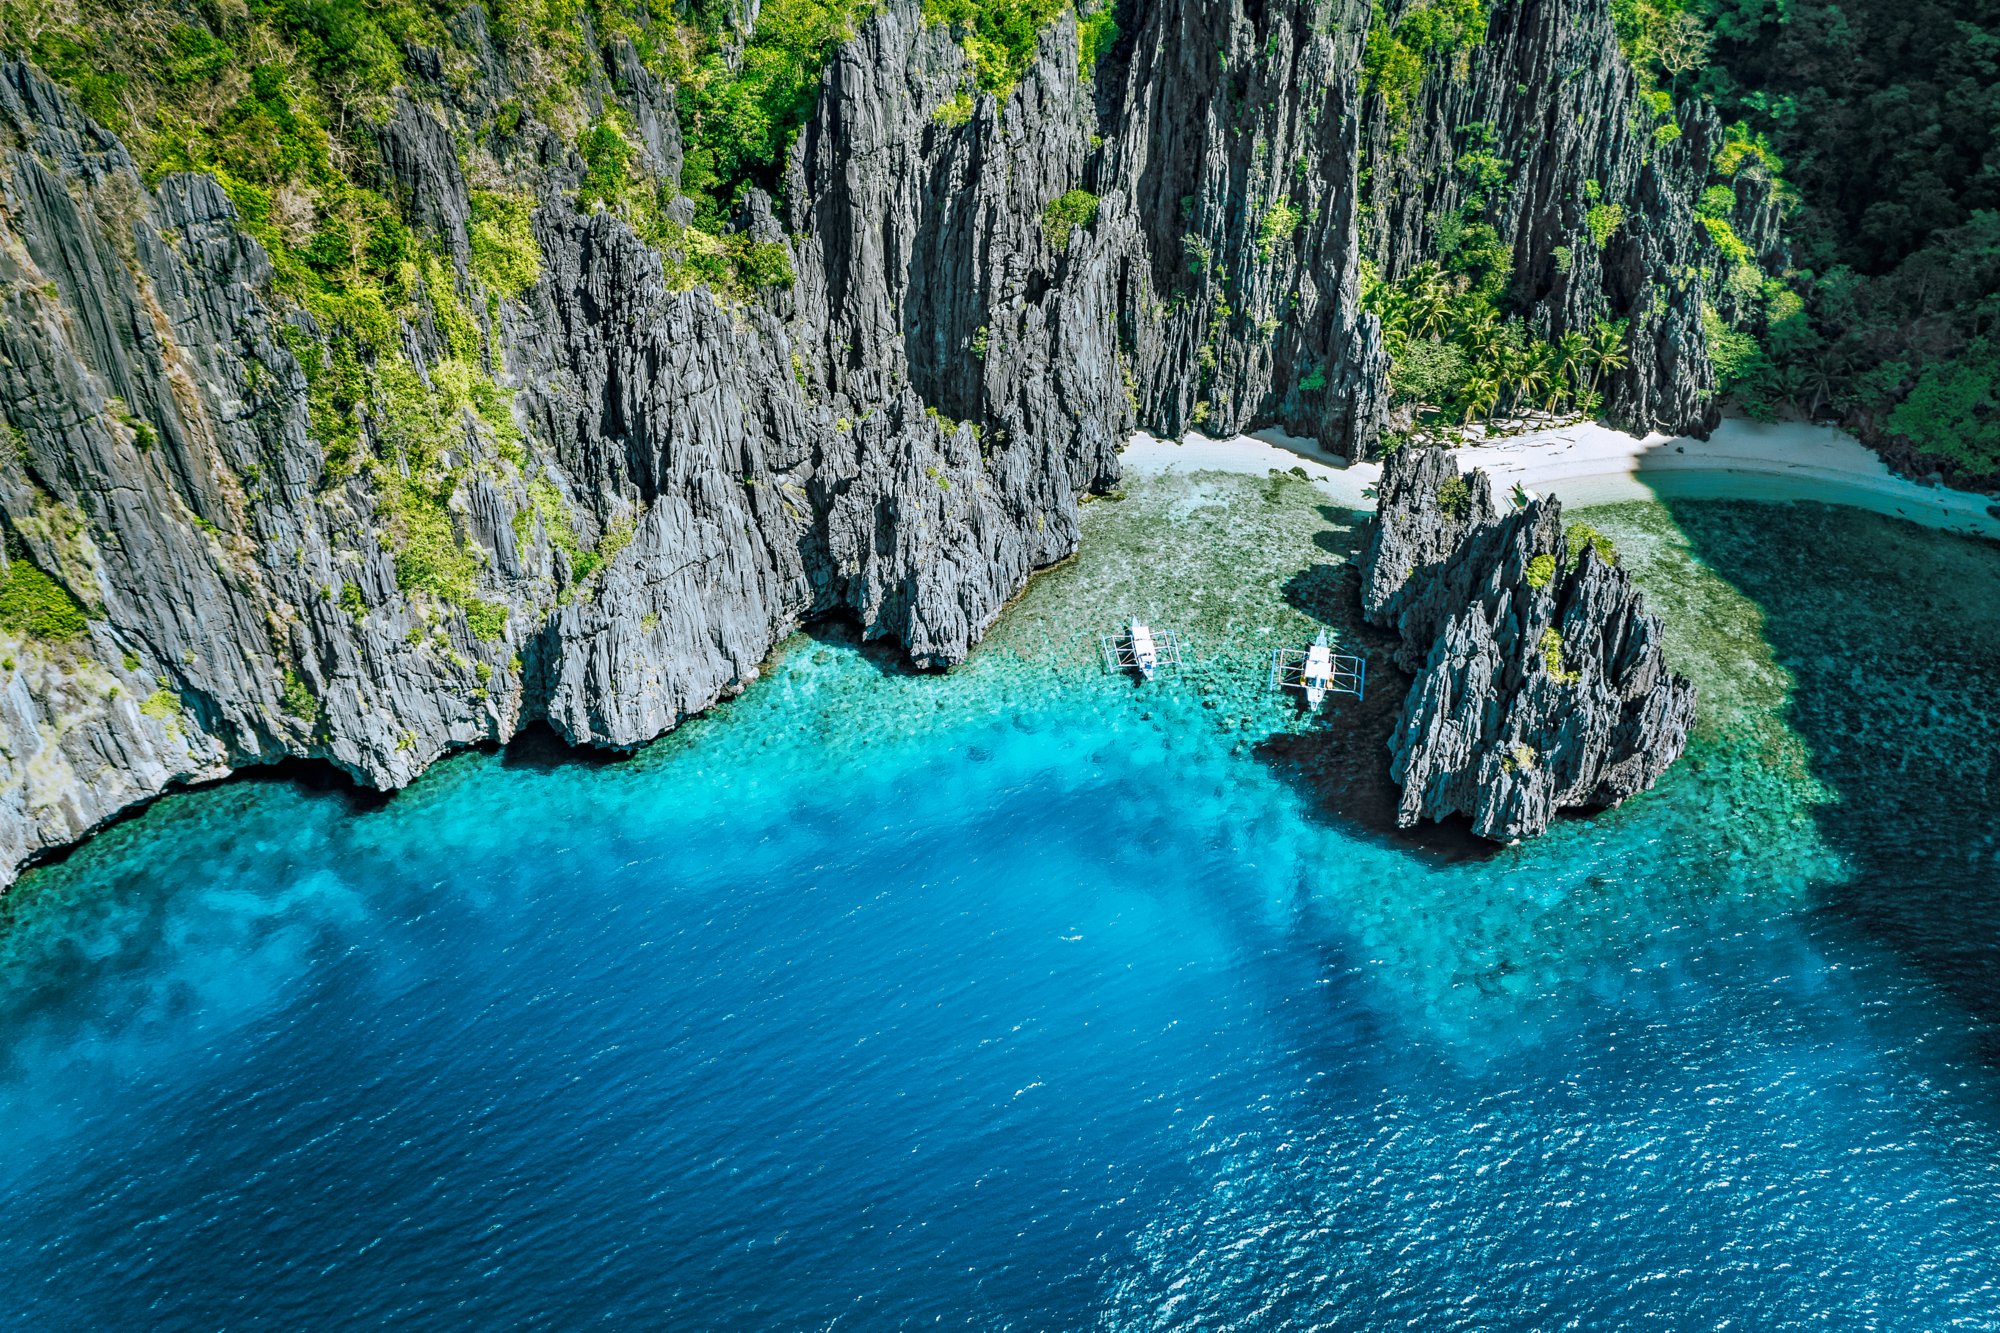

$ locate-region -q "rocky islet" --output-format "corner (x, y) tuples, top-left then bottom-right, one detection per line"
(1359, 445), (1696, 840)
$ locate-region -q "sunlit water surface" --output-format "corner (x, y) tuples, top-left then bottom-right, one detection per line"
(0, 473), (1996, 1330)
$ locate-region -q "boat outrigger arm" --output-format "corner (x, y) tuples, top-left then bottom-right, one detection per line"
(1100, 620), (1188, 681)
(1270, 628), (1365, 708)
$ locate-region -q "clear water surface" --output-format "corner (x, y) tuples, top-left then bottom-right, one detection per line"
(0, 471), (1996, 1331)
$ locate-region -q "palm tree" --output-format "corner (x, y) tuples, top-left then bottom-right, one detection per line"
(1802, 349), (1850, 420)
(1520, 342), (1563, 413)
(1774, 362), (1816, 418)
(1408, 264), (1454, 338)
(1554, 330), (1589, 407)
(1516, 343), (1554, 416)
(1460, 307), (1505, 370)
(1488, 342), (1527, 422)
(1585, 319), (1630, 401)
(1375, 288), (1412, 342)
(1460, 373), (1501, 428)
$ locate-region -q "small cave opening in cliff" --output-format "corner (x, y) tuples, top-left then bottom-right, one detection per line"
(500, 723), (638, 774)
(244, 758), (399, 813)
(799, 613), (936, 679)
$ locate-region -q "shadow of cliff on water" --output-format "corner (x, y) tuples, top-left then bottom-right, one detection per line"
(1659, 496), (2000, 1057)
(800, 615), (932, 678)
(247, 757), (398, 813)
(499, 722), (633, 773)
(6, 757), (393, 888)
(1250, 506), (1501, 866)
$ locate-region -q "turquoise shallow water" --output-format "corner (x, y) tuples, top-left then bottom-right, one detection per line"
(0, 476), (1998, 1330)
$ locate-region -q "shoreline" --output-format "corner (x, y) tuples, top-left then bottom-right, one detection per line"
(9, 423), (1989, 892)
(1120, 419), (2000, 542)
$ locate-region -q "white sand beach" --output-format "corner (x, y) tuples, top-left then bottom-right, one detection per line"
(1120, 418), (2000, 541)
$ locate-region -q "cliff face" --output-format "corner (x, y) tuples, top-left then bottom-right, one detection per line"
(0, 0), (1726, 879)
(1364, 0), (1724, 435)
(1089, 0), (1386, 455)
(1358, 447), (1696, 840)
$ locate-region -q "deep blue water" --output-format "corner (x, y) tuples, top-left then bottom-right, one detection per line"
(1, 494), (1999, 1330)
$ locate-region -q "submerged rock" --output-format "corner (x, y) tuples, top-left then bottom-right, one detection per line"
(1358, 448), (1696, 840)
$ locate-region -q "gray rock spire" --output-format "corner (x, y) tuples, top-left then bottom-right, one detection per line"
(1358, 446), (1696, 840)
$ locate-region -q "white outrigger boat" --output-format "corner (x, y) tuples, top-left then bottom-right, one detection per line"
(1270, 627), (1365, 709)
(1100, 620), (1187, 681)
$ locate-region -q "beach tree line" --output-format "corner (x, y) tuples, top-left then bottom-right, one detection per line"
(1617, 0), (2000, 482)
(1365, 262), (1632, 435)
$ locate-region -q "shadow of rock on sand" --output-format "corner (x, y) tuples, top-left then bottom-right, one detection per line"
(1250, 513), (1500, 865)
(1661, 497), (2000, 1057)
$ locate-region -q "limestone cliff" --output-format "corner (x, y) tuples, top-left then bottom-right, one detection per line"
(0, 0), (1728, 879)
(1358, 446), (1695, 840)
(1364, 0), (1726, 435)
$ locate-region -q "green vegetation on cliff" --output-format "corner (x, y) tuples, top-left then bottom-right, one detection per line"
(1356, 0), (1996, 482)
(1622, 0), (2000, 481)
(670, 0), (1100, 223)
(1356, 20), (1656, 440)
(0, 0), (1087, 294)
(924, 0), (1066, 93)
(1041, 187), (1100, 251)
(0, 536), (87, 643)
(1362, 0), (1489, 128)
(1364, 260), (1633, 432)
(0, 0), (556, 633)
(671, 0), (877, 222)
(0, 0), (1020, 636)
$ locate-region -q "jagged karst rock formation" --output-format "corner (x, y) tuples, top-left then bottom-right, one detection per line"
(0, 0), (1735, 880)
(1358, 447), (1696, 840)
(1363, 0), (1724, 435)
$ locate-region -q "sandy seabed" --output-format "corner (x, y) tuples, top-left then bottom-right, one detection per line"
(1122, 417), (2000, 540)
